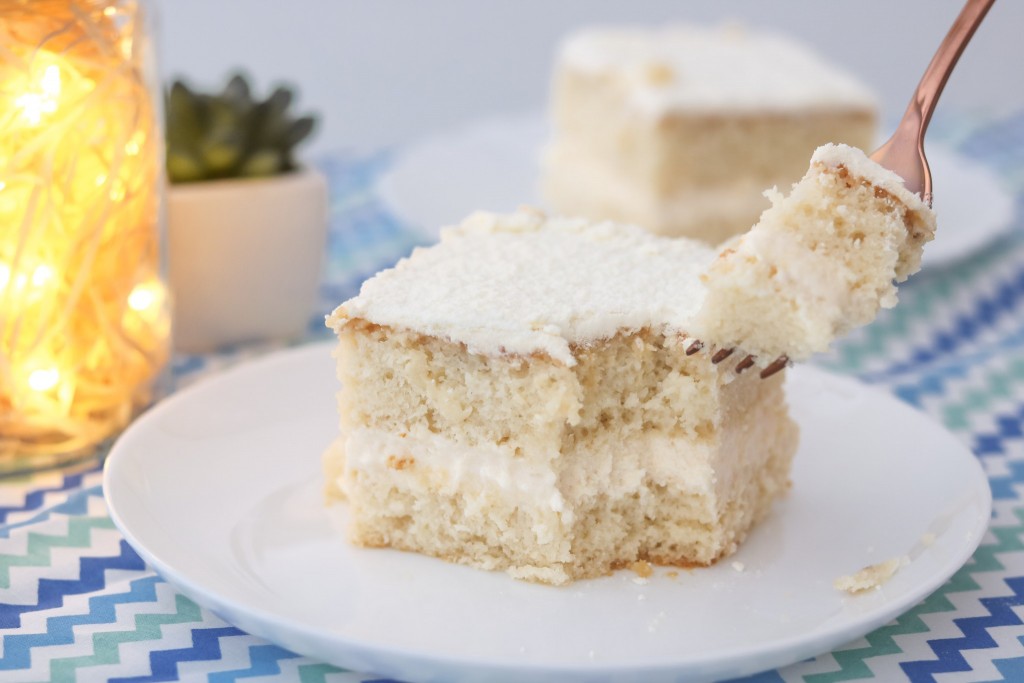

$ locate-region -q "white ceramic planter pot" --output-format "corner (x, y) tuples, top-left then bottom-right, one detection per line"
(167, 168), (328, 353)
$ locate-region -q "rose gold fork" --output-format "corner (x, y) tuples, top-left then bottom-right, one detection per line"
(870, 0), (995, 208)
(721, 0), (996, 379)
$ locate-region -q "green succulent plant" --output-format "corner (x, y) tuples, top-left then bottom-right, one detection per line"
(165, 73), (317, 184)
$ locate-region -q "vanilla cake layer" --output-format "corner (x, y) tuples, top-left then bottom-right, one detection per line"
(326, 210), (799, 584)
(544, 147), (804, 245)
(697, 144), (937, 362)
(326, 324), (797, 585)
(542, 25), (877, 243)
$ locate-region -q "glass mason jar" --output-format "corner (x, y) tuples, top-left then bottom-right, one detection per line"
(0, 0), (170, 470)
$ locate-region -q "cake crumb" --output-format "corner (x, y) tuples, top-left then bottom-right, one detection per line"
(835, 556), (908, 594)
(921, 532), (937, 547)
(385, 455), (415, 470)
(630, 560), (653, 578)
(666, 571), (679, 579)
(731, 561), (745, 573)
(631, 576), (649, 585)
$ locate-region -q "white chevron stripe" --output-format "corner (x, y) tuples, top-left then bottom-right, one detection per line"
(175, 626), (261, 681)
(859, 645), (933, 682)
(0, 519), (124, 607)
(247, 656), (354, 683)
(250, 656), (386, 683)
(0, 486), (108, 539)
(992, 498), (1024, 526)
(0, 514), (71, 603)
(0, 471), (64, 507)
(6, 569), (162, 648)
(774, 650), (844, 679)
(0, 471), (105, 529)
(244, 656), (307, 683)
(0, 523), (31, 558)
(898, 559), (1024, 683)
(9, 579), (204, 682)
(935, 619), (1024, 683)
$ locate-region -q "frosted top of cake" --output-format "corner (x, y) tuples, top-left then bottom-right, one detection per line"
(560, 24), (876, 114)
(811, 143), (931, 214)
(330, 210), (714, 365)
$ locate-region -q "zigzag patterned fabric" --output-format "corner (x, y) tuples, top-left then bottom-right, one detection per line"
(3, 114), (1024, 682)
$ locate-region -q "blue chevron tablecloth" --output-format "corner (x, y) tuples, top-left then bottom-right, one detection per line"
(4, 114), (1024, 683)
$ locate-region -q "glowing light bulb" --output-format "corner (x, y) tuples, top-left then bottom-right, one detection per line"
(41, 65), (61, 97)
(125, 132), (144, 156)
(28, 367), (60, 392)
(31, 264), (53, 287)
(128, 281), (160, 311)
(15, 64), (62, 126)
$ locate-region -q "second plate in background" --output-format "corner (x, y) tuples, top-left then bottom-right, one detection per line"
(379, 112), (1015, 267)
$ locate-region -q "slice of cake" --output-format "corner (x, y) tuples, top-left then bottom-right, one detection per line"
(542, 24), (877, 244)
(697, 144), (937, 363)
(325, 209), (799, 585)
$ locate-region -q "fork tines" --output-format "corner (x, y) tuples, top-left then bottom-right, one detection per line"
(699, 343), (790, 380)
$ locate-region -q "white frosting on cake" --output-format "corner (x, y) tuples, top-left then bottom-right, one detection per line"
(811, 143), (931, 213)
(560, 24), (876, 114)
(331, 210), (715, 366)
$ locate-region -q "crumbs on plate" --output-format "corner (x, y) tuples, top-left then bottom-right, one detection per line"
(834, 556), (909, 594)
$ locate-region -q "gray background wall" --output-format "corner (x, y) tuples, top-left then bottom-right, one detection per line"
(151, 0), (1022, 155)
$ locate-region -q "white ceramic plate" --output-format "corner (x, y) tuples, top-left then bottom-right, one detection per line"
(104, 342), (991, 683)
(378, 112), (1015, 267)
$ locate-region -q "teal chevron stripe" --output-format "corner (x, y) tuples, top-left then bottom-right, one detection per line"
(111, 624), (246, 682)
(963, 507), (1024, 575)
(207, 644), (300, 682)
(0, 516), (115, 589)
(39, 585), (205, 683)
(297, 662), (348, 682)
(0, 485), (105, 540)
(941, 356), (1024, 431)
(2, 574), (157, 672)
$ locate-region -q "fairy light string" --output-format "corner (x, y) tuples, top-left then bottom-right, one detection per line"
(0, 0), (169, 461)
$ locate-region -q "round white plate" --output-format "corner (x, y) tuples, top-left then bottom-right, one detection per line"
(105, 342), (991, 683)
(378, 112), (1016, 267)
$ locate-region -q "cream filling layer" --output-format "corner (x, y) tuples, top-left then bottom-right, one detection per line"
(342, 427), (569, 518)
(343, 427), (731, 514)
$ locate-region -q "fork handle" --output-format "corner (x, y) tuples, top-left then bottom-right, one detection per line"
(900, 0), (995, 149)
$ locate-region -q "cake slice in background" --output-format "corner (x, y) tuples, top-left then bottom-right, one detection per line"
(542, 24), (877, 244)
(697, 143), (937, 364)
(325, 209), (798, 585)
